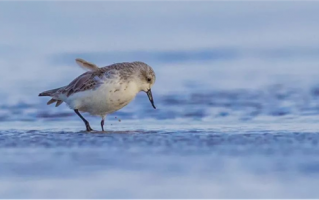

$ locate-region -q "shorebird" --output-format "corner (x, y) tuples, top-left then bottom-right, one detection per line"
(39, 58), (156, 132)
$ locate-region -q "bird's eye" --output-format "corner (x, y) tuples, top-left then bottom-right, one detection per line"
(147, 78), (151, 82)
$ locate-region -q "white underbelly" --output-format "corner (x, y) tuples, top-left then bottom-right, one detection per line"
(61, 82), (137, 116)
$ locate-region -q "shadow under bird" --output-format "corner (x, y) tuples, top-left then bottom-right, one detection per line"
(39, 58), (156, 131)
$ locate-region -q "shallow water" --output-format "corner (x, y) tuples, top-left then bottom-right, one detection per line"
(1, 121), (319, 198)
(2, 1), (319, 198)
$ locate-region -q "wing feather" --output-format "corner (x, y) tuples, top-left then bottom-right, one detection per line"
(56, 62), (136, 97)
(60, 69), (116, 97)
(75, 58), (99, 71)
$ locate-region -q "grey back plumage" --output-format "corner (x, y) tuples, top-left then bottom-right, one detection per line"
(39, 61), (155, 104)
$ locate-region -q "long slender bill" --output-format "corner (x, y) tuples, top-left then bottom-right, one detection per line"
(146, 89), (156, 109)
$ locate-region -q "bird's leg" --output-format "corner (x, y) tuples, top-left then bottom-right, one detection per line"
(101, 119), (104, 131)
(101, 116), (105, 131)
(74, 109), (93, 132)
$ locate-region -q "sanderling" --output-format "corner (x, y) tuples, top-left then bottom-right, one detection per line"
(39, 58), (156, 132)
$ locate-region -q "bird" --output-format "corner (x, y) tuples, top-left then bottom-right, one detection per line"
(39, 58), (156, 132)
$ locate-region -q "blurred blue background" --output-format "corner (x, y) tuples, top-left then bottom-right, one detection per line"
(1, 1), (319, 198)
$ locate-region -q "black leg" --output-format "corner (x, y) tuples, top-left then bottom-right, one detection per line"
(101, 119), (104, 131)
(74, 109), (93, 131)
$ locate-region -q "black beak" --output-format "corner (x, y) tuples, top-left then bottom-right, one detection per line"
(146, 89), (156, 109)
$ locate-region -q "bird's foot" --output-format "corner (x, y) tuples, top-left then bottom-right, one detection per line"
(85, 123), (93, 132)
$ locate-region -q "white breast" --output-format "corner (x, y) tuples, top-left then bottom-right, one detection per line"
(61, 80), (140, 117)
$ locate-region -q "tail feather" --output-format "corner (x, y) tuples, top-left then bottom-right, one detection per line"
(55, 100), (63, 107)
(39, 87), (65, 107)
(45, 98), (63, 107)
(39, 87), (64, 97)
(47, 98), (57, 105)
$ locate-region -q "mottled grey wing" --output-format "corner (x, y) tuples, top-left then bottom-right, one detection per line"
(60, 68), (117, 97)
(59, 72), (94, 97)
